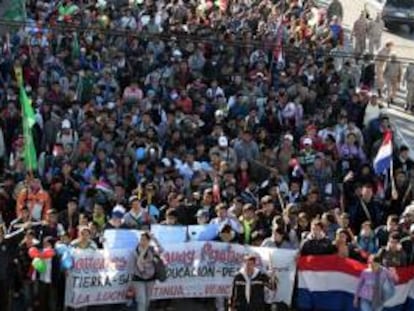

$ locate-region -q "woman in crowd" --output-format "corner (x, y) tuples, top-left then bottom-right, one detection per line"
(70, 225), (97, 250)
(354, 254), (398, 311)
(133, 231), (163, 311)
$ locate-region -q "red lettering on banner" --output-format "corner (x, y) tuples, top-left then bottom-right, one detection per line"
(73, 293), (90, 305)
(73, 256), (128, 272)
(163, 250), (196, 265)
(201, 242), (245, 264)
(95, 290), (127, 302)
(204, 284), (232, 295)
(152, 285), (184, 297)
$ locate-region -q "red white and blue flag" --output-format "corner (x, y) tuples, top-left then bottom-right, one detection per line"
(297, 255), (414, 311)
(373, 131), (393, 175)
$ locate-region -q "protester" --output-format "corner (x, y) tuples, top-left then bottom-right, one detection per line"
(261, 226), (296, 249)
(375, 41), (394, 99)
(354, 254), (398, 311)
(403, 62), (414, 111)
(383, 54), (402, 106)
(401, 224), (414, 265)
(352, 12), (368, 57)
(300, 219), (336, 255)
(367, 14), (384, 55)
(133, 231), (163, 311)
(0, 225), (12, 311)
(229, 255), (277, 311)
(377, 232), (408, 267)
(70, 225), (97, 250)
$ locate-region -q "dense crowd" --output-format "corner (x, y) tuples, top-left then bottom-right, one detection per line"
(0, 0), (414, 310)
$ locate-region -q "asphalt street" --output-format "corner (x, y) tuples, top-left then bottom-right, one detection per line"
(337, 0), (414, 158)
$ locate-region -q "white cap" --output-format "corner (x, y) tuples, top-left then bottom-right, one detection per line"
(403, 202), (414, 216)
(215, 109), (225, 118)
(113, 204), (126, 214)
(170, 90), (179, 101)
(172, 49), (182, 58)
(112, 204), (126, 219)
(284, 134), (294, 142)
(218, 136), (228, 147)
(62, 119), (71, 129)
(161, 158), (172, 167)
(303, 137), (313, 145)
(256, 72), (264, 78)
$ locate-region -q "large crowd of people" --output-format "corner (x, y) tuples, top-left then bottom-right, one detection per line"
(0, 0), (414, 310)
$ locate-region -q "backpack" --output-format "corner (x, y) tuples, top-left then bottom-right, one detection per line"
(153, 253), (167, 282)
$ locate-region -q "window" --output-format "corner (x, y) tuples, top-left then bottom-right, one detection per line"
(386, 0), (414, 8)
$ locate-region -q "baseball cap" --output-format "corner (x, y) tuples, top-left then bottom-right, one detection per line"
(303, 138), (313, 145)
(284, 134), (294, 142)
(128, 195), (140, 204)
(195, 209), (209, 218)
(218, 136), (228, 147)
(112, 205), (126, 219)
(62, 119), (71, 129)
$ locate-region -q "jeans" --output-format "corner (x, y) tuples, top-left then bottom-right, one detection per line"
(360, 298), (384, 311)
(22, 280), (38, 310)
(38, 281), (57, 311)
(134, 281), (154, 311)
(215, 297), (225, 311)
(0, 278), (10, 311)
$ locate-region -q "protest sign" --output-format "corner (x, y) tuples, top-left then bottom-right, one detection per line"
(65, 249), (134, 308)
(65, 242), (297, 307)
(151, 241), (297, 305)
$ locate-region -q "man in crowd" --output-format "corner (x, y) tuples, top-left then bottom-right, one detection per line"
(403, 62), (414, 111)
(229, 255), (277, 311)
(352, 12), (368, 57)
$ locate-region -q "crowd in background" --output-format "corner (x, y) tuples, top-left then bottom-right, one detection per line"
(0, 0), (414, 310)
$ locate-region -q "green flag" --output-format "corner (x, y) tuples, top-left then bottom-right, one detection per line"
(3, 0), (26, 21)
(20, 86), (37, 171)
(72, 32), (80, 59)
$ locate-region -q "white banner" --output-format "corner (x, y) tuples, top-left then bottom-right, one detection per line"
(103, 229), (142, 249)
(64, 249), (134, 308)
(65, 242), (297, 308)
(152, 241), (297, 305)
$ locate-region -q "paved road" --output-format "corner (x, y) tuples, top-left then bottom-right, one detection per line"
(336, 0), (414, 158)
(340, 0), (414, 62)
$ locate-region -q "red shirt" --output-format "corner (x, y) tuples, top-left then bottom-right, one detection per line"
(177, 97), (193, 114)
(300, 135), (325, 152)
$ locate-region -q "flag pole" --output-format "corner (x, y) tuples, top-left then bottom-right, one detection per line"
(390, 157), (397, 199)
(389, 130), (397, 199)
